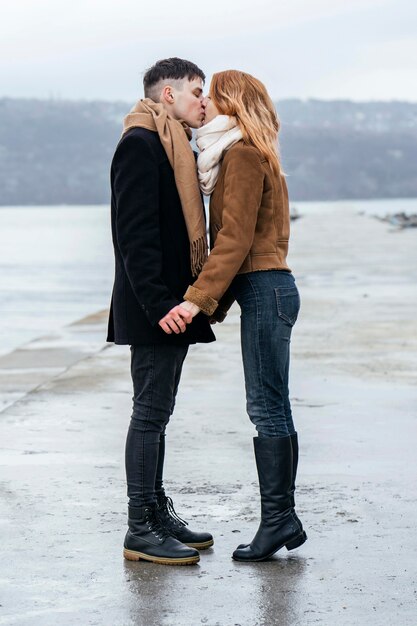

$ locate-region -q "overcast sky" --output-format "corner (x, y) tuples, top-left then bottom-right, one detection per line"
(1, 0), (416, 102)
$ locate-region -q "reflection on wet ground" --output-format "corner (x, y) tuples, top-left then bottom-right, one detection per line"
(1, 207), (416, 625)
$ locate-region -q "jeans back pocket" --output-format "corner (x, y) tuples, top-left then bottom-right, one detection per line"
(274, 286), (300, 326)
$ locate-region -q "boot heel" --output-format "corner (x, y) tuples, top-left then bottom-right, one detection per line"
(286, 531), (307, 551)
(123, 548), (141, 561)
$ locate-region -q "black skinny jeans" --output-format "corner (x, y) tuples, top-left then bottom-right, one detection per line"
(125, 344), (188, 508)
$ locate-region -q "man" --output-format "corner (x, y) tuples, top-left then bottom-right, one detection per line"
(107, 58), (215, 565)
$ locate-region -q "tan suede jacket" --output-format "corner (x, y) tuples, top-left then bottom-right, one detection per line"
(184, 140), (291, 318)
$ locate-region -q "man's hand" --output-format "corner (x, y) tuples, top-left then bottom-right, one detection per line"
(158, 304), (193, 335)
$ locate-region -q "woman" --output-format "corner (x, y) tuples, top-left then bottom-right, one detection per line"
(181, 70), (307, 562)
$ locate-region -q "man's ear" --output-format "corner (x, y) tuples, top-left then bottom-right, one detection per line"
(160, 85), (174, 104)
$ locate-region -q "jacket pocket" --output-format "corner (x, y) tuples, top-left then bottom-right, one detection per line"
(274, 286), (300, 326)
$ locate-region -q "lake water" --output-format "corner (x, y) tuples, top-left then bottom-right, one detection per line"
(0, 205), (114, 357)
(0, 198), (416, 357)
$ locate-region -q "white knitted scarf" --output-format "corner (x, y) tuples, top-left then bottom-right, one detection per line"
(195, 115), (243, 195)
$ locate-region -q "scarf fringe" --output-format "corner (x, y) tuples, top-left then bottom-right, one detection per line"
(191, 236), (208, 277)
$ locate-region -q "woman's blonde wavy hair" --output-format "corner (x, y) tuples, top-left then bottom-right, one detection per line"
(209, 70), (281, 176)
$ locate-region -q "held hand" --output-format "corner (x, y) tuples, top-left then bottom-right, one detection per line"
(179, 300), (201, 318)
(158, 304), (193, 335)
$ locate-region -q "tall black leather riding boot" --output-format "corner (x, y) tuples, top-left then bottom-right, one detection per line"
(236, 432), (307, 553)
(123, 504), (200, 565)
(232, 436), (307, 562)
(290, 432), (299, 507)
(289, 432), (306, 535)
(156, 493), (214, 550)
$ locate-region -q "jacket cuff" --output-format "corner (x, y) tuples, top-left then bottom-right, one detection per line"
(210, 308), (228, 323)
(184, 286), (218, 316)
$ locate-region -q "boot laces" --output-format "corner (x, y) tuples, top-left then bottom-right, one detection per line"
(158, 496), (188, 528)
(144, 507), (169, 540)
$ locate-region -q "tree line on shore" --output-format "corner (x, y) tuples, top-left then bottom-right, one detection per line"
(0, 97), (416, 205)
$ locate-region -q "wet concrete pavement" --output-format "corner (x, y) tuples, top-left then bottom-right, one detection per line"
(1, 206), (416, 625)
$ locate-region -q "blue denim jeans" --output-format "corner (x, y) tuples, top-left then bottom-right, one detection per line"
(125, 344), (188, 507)
(231, 270), (300, 438)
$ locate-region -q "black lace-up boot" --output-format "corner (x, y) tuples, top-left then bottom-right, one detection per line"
(123, 504), (200, 565)
(156, 494), (214, 550)
(233, 436), (306, 562)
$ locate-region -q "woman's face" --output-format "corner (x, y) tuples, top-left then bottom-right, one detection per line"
(203, 95), (220, 124)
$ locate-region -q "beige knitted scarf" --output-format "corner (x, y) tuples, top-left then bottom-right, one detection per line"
(123, 98), (208, 277)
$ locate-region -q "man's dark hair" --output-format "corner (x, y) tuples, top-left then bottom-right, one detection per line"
(143, 57), (205, 98)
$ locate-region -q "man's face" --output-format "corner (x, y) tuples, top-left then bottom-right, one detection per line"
(169, 78), (205, 128)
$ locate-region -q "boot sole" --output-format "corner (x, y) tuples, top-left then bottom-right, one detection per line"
(286, 531), (307, 551)
(232, 531), (307, 562)
(236, 531), (307, 553)
(123, 548), (200, 565)
(185, 539), (214, 550)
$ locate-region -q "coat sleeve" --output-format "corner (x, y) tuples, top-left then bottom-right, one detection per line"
(112, 133), (180, 325)
(184, 148), (264, 315)
(210, 288), (236, 323)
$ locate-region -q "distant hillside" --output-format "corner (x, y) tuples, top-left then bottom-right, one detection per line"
(278, 100), (417, 200)
(0, 97), (416, 205)
(0, 99), (124, 205)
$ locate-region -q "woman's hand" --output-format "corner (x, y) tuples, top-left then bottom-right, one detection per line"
(179, 300), (201, 318)
(158, 304), (193, 334)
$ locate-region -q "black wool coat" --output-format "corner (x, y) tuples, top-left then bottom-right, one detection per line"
(107, 127), (216, 346)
